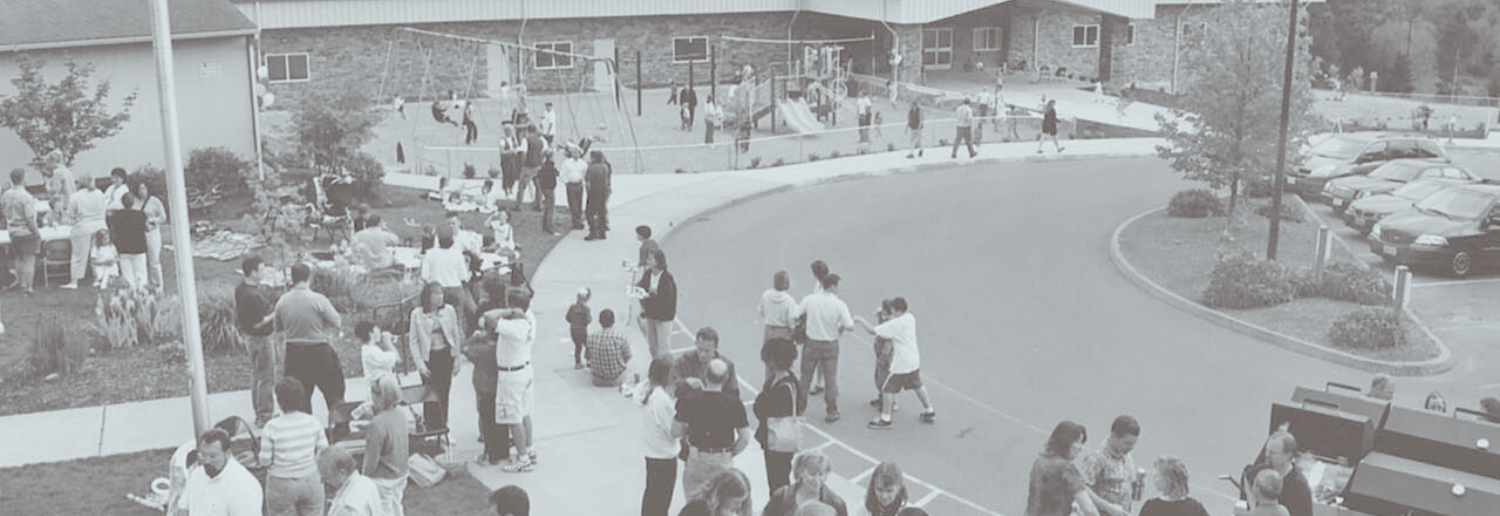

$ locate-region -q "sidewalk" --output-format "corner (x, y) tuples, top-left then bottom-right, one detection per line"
(0, 138), (1162, 513)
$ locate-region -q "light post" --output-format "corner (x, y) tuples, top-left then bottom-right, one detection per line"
(1268, 0), (1300, 261)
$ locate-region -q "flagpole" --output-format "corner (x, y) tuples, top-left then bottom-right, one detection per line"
(148, 0), (212, 437)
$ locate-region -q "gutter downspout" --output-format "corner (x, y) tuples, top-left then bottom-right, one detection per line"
(1171, 0), (1198, 95)
(880, 0), (899, 88)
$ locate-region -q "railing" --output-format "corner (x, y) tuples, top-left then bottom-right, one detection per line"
(1337, 90), (1500, 108)
(412, 113), (1059, 179)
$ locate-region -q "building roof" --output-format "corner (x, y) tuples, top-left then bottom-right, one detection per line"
(0, 0), (257, 52)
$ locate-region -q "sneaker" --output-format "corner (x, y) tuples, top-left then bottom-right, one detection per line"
(825, 412), (841, 423)
(869, 398), (882, 407)
(528, 451), (537, 465)
(867, 418), (894, 430)
(60, 282), (78, 290)
(809, 386), (824, 396)
(920, 410), (936, 423)
(1057, 147), (1065, 153)
(574, 361), (584, 370)
(501, 457), (533, 472)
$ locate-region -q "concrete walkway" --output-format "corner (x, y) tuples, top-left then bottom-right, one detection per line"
(3, 133), (1498, 512)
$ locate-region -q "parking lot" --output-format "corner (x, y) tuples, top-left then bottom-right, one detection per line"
(1302, 148), (1500, 393)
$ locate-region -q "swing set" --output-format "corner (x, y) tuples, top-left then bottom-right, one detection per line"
(374, 27), (644, 176)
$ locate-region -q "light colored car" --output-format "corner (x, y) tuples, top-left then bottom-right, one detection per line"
(1343, 178), (1472, 234)
(1290, 132), (1448, 198)
(1321, 159), (1475, 213)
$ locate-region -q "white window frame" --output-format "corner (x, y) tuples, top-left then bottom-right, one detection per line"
(1125, 24), (1136, 46)
(264, 53), (310, 83)
(672, 36), (710, 64)
(534, 41), (573, 70)
(1072, 25), (1100, 48)
(921, 28), (954, 70)
(972, 27), (1003, 51)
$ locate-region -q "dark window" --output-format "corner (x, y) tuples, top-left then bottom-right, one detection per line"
(265, 53), (310, 83)
(1415, 140), (1444, 158)
(673, 37), (709, 63)
(1125, 24), (1136, 46)
(535, 42), (573, 70)
(1073, 25), (1099, 47)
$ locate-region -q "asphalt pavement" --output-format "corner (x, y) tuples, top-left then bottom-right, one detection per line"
(659, 157), (1484, 515)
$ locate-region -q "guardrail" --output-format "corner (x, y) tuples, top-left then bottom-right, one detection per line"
(1335, 89), (1500, 108)
(411, 113), (1061, 179)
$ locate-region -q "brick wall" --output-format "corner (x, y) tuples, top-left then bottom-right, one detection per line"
(928, 4), (1011, 71)
(1107, 5), (1218, 92)
(260, 13), (795, 110)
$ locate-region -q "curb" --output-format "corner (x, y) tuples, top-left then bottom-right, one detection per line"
(1108, 206), (1454, 377)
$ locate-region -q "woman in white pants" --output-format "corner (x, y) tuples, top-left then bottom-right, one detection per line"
(109, 193), (150, 289)
(63, 176), (108, 289)
(134, 182), (167, 290)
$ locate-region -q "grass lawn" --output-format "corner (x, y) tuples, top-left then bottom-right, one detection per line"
(0, 447), (492, 515)
(1118, 195), (1442, 362)
(0, 184), (566, 417)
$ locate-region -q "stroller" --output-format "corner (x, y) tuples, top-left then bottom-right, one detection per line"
(127, 416), (267, 514)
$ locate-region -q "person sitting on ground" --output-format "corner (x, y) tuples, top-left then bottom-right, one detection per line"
(585, 308), (632, 386)
(1367, 375), (1394, 401)
(484, 207), (519, 258)
(1236, 469), (1290, 516)
(489, 485), (530, 516)
(762, 449), (850, 516)
(318, 446), (383, 516)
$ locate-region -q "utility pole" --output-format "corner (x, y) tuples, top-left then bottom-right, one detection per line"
(1268, 0), (1299, 260)
(148, 0), (212, 437)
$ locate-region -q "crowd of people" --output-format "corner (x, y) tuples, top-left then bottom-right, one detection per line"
(2, 154), (168, 295)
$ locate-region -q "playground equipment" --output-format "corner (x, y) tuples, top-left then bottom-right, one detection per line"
(777, 98), (822, 134)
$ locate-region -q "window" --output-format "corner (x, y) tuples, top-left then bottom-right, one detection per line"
(973, 27), (1002, 51)
(1417, 140), (1445, 158)
(534, 42), (573, 70)
(264, 53), (309, 83)
(1072, 25), (1100, 48)
(1181, 22), (1208, 37)
(673, 37), (709, 63)
(1125, 24), (1136, 46)
(921, 28), (953, 69)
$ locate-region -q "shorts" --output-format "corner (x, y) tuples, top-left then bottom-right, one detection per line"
(882, 369), (923, 393)
(804, 339), (839, 361)
(908, 127), (922, 147)
(494, 367), (534, 424)
(8, 232), (38, 256)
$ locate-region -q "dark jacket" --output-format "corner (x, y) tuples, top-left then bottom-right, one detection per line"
(107, 209), (149, 255)
(524, 135), (547, 167)
(752, 373), (804, 447)
(637, 269), (677, 321)
(538, 159), (559, 190)
(680, 88), (698, 108)
(761, 484), (850, 516)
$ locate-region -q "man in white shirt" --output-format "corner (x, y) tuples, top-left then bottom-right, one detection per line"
(318, 446), (384, 516)
(702, 96), (723, 146)
(791, 273), (854, 423)
(491, 291), (538, 472)
(444, 212), (483, 256)
(540, 103), (557, 145)
(857, 91), (873, 143)
(559, 145), (588, 231)
(179, 428), (263, 516)
(854, 297), (935, 429)
(421, 228), (476, 329)
(349, 215), (401, 270)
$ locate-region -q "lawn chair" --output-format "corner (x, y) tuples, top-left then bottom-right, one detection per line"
(39, 239), (70, 287)
(308, 175), (354, 244)
(400, 384), (451, 463)
(214, 416), (269, 486)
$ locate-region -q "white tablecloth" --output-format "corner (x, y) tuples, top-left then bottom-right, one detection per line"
(390, 246), (507, 273)
(0, 225), (71, 247)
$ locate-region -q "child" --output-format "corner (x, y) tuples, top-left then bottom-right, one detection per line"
(865, 461), (909, 516)
(90, 229), (118, 289)
(485, 206), (518, 258)
(565, 288), (592, 369)
(870, 299), (897, 411)
(352, 321), (399, 421)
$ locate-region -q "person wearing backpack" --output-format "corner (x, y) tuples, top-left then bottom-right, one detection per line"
(515, 125), (548, 212)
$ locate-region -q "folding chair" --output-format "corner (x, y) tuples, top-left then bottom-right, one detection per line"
(39, 239), (70, 287)
(215, 416), (269, 486)
(400, 384), (451, 463)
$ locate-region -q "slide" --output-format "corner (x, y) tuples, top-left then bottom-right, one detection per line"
(778, 99), (824, 134)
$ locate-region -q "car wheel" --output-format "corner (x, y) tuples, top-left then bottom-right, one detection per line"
(1450, 251), (1473, 278)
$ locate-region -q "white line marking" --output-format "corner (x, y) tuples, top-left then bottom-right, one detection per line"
(1411, 277), (1500, 288)
(1428, 323), (1500, 332)
(808, 440), (836, 453)
(913, 489), (945, 507)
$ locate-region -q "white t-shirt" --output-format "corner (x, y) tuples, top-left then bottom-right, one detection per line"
(874, 313), (920, 374)
(327, 473), (385, 516)
(858, 96), (872, 116)
(794, 291), (853, 342)
(181, 458), (263, 516)
(641, 385), (679, 460)
(361, 343), (398, 380)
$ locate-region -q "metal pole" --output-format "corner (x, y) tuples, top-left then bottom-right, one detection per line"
(1267, 0), (1299, 261)
(1393, 265), (1411, 310)
(249, 39), (265, 181)
(710, 45), (717, 101)
(614, 46), (622, 107)
(149, 0), (211, 438)
(1314, 226), (1331, 278)
(636, 50), (642, 116)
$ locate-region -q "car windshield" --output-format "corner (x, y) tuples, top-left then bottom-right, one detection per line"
(1369, 162), (1424, 182)
(1309, 136), (1367, 159)
(1413, 188), (1495, 220)
(1392, 181), (1450, 201)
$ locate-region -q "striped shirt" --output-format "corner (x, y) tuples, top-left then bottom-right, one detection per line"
(259, 412), (328, 479)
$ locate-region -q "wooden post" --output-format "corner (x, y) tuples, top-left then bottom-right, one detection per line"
(614, 46), (622, 107)
(1393, 266), (1411, 310)
(710, 44), (717, 101)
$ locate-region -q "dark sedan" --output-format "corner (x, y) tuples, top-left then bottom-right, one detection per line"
(1368, 183), (1500, 277)
(1321, 160), (1475, 213)
(1343, 179), (1472, 234)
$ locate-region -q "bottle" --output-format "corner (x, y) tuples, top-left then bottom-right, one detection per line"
(1132, 468), (1146, 501)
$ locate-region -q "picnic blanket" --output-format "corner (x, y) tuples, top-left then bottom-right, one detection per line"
(191, 231), (265, 261)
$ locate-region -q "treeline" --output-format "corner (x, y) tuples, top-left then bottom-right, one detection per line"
(1307, 0), (1500, 96)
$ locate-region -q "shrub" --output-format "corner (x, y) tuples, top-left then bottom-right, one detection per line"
(772, 157), (786, 167)
(808, 153), (821, 162)
(463, 163), (477, 179)
(311, 266), (361, 312)
(130, 164), (168, 204)
(185, 147), (253, 197)
(1243, 177), (1275, 198)
(1167, 189), (1224, 218)
(749, 157), (762, 169)
(94, 286), (177, 350)
(343, 151), (385, 198)
(938, 139), (949, 147)
(887, 142), (896, 152)
(1203, 252), (1297, 309)
(1296, 262), (1391, 306)
(27, 321), (85, 377)
(1254, 201), (1304, 223)
(487, 166), (501, 179)
(1328, 306), (1404, 350)
(829, 150), (842, 159)
(196, 281), (244, 354)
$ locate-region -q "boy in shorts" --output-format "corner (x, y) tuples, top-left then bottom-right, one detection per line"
(855, 297), (935, 429)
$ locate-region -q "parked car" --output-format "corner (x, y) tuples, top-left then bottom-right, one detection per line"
(1343, 178), (1472, 234)
(1368, 183), (1500, 277)
(1321, 159), (1475, 213)
(1291, 132), (1449, 199)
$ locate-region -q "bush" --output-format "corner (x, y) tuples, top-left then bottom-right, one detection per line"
(27, 320), (85, 377)
(93, 286), (180, 351)
(1243, 177), (1275, 198)
(772, 157), (786, 167)
(186, 147), (252, 196)
(343, 151), (385, 198)
(829, 150), (842, 159)
(463, 163), (477, 179)
(196, 281), (244, 354)
(808, 153), (821, 162)
(1167, 189), (1224, 218)
(1203, 252), (1297, 309)
(1295, 262), (1391, 306)
(1254, 201), (1304, 223)
(749, 157), (762, 169)
(1328, 306), (1405, 350)
(487, 166), (500, 179)
(311, 266), (361, 312)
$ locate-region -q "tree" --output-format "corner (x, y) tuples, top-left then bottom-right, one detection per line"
(1156, 0), (1317, 233)
(0, 56), (137, 167)
(1382, 53), (1414, 93)
(292, 89), (381, 177)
